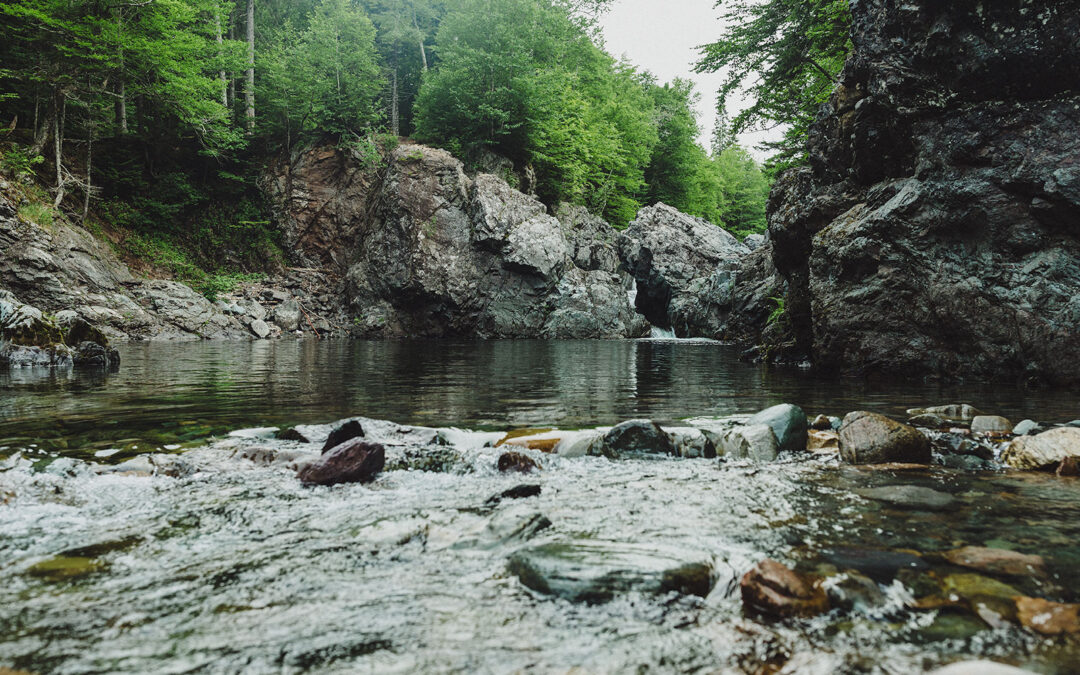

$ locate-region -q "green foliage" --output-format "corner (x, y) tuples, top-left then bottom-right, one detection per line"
(696, 0), (852, 171)
(117, 229), (264, 301)
(767, 296), (786, 327)
(413, 0), (657, 224)
(17, 201), (53, 228)
(259, 0), (382, 143)
(1, 147), (44, 180)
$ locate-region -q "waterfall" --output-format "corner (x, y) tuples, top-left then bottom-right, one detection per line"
(649, 326), (677, 339)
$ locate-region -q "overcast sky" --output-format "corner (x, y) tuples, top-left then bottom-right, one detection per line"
(598, 0), (783, 161)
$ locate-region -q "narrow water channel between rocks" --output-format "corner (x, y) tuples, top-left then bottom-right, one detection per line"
(1, 340), (1079, 674)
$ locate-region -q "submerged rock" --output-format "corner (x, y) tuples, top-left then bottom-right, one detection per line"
(595, 420), (675, 458)
(824, 547), (927, 583)
(856, 485), (956, 511)
(928, 662), (1037, 675)
(1002, 428), (1080, 470)
(839, 412), (931, 465)
(297, 439), (385, 486)
(508, 540), (714, 603)
(942, 547), (1046, 579)
(746, 403), (808, 453)
(740, 559), (829, 618)
(907, 405), (984, 422)
(275, 428), (311, 443)
(1015, 597), (1080, 636)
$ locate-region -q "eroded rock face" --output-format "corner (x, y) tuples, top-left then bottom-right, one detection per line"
(335, 145), (640, 338)
(618, 203), (748, 337)
(0, 190), (252, 341)
(729, 0), (1080, 384)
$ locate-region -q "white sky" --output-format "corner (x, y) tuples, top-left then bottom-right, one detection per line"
(598, 0), (784, 161)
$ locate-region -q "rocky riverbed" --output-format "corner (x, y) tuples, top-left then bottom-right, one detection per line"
(3, 400), (1080, 673)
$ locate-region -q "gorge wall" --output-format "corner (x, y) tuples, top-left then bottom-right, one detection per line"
(730, 0), (1080, 385)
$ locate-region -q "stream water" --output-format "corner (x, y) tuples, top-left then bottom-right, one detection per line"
(1, 340), (1079, 674)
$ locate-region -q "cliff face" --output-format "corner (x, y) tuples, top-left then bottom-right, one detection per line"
(266, 142), (646, 339)
(732, 0), (1080, 384)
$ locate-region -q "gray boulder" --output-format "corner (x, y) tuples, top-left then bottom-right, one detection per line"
(508, 540), (714, 603)
(1012, 420), (1040, 436)
(856, 485), (956, 511)
(617, 203), (748, 337)
(971, 415), (1013, 434)
(273, 298), (302, 332)
(839, 411), (932, 464)
(712, 425), (779, 462)
(746, 403), (808, 452)
(594, 419), (676, 459)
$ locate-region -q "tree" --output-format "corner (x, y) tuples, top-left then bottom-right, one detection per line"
(413, 0), (656, 224)
(696, 0), (851, 171)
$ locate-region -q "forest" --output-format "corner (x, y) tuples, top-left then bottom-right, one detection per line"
(0, 0), (844, 294)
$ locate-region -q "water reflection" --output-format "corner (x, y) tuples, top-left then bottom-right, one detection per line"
(1, 339), (1076, 458)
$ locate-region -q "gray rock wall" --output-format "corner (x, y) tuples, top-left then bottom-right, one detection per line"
(729, 0), (1080, 385)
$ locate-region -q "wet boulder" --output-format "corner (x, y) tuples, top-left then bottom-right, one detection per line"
(297, 439), (385, 486)
(713, 425), (779, 462)
(906, 405), (984, 422)
(508, 540), (714, 603)
(971, 416), (1013, 434)
(839, 411), (931, 464)
(746, 404), (808, 452)
(497, 451), (540, 474)
(594, 420), (675, 458)
(1002, 427), (1080, 470)
(321, 420), (365, 454)
(1012, 420), (1041, 436)
(740, 559), (829, 618)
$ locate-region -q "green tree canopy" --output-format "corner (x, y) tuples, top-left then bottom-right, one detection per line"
(696, 0), (851, 172)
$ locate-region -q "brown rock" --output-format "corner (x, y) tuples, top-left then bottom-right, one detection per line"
(839, 411), (932, 465)
(1016, 597), (1080, 636)
(811, 414), (833, 430)
(497, 451), (541, 473)
(1057, 456), (1080, 477)
(942, 547), (1046, 578)
(740, 559), (830, 618)
(297, 439), (385, 486)
(807, 429), (839, 452)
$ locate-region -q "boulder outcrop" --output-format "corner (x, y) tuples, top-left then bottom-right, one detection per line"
(728, 0), (1080, 384)
(618, 203), (748, 337)
(313, 143), (643, 338)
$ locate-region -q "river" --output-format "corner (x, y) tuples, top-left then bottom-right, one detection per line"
(1, 339), (1078, 673)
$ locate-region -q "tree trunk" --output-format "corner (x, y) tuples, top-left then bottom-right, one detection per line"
(228, 21), (236, 111)
(413, 11), (428, 72)
(31, 95), (55, 157)
(116, 78), (128, 135)
(216, 10), (228, 111)
(53, 92), (66, 209)
(83, 101), (93, 221)
(391, 67), (400, 137)
(245, 0), (255, 132)
(116, 8), (127, 135)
